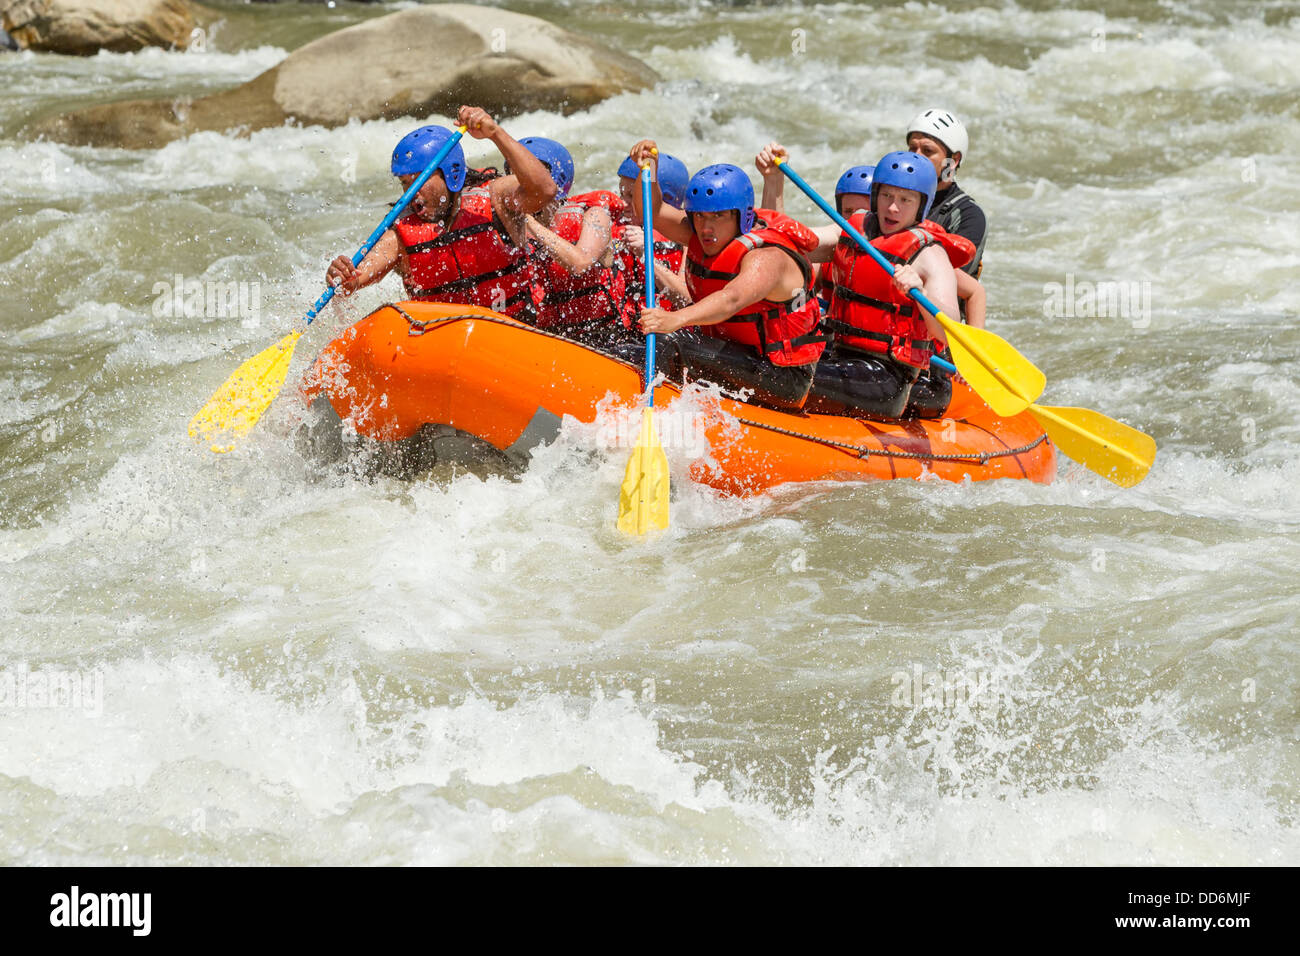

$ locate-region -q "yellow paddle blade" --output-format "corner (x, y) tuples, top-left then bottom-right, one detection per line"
(1029, 404), (1157, 488)
(937, 312), (1046, 418)
(617, 407), (670, 535)
(188, 330), (302, 453)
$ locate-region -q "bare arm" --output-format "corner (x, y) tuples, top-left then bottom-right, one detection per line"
(955, 270), (986, 329)
(621, 225), (692, 307)
(326, 228), (401, 295)
(454, 105), (556, 244)
(755, 141), (787, 214)
(808, 224), (841, 263)
(628, 139), (694, 247)
(526, 207), (612, 274)
(894, 244), (959, 346)
(653, 260), (691, 307)
(640, 246), (801, 334)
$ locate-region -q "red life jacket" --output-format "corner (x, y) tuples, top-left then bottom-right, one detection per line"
(392, 186), (532, 318)
(611, 216), (684, 327)
(683, 208), (826, 367)
(825, 211), (974, 369)
(814, 259), (834, 306)
(531, 190), (627, 331)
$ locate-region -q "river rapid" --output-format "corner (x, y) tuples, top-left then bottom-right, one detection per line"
(1, 0), (1297, 865)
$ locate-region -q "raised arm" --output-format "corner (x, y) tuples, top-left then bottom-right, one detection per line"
(456, 105), (556, 237)
(628, 139), (693, 247)
(755, 141), (787, 214)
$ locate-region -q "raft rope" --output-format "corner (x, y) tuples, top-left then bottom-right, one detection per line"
(387, 304), (1049, 465)
(732, 416), (1047, 465)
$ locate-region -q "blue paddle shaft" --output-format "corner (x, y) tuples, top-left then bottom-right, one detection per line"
(641, 165), (657, 407)
(777, 160), (946, 324)
(304, 127), (467, 325)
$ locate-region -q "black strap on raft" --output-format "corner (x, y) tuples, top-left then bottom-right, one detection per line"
(390, 306), (625, 365)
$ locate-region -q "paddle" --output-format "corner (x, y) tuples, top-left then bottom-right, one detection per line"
(931, 355), (1155, 487)
(776, 157), (1044, 418)
(781, 158), (1156, 487)
(188, 126), (469, 452)
(617, 162), (670, 534)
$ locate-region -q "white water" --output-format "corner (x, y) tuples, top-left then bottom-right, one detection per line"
(1, 0), (1297, 865)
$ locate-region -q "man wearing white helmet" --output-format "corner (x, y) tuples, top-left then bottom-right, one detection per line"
(906, 108), (986, 278)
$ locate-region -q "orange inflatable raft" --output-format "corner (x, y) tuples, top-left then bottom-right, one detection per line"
(300, 302), (1055, 493)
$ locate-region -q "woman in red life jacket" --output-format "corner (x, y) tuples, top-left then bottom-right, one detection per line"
(627, 140), (825, 412)
(805, 150), (973, 419)
(614, 152), (690, 316)
(324, 106), (555, 319)
(516, 137), (631, 350)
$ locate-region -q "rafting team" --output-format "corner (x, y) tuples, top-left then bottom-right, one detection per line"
(325, 103), (988, 420)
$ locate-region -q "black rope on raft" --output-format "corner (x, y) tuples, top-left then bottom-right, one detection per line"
(383, 304), (1048, 464)
(732, 417), (1048, 465)
(391, 304), (618, 354)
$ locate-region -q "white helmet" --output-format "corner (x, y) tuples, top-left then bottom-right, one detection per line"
(907, 108), (969, 165)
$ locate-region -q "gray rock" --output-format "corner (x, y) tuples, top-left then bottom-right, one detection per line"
(27, 4), (659, 149)
(1, 0), (197, 54)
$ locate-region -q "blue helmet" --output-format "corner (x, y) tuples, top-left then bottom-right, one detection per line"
(391, 126), (466, 193)
(657, 154), (690, 210)
(519, 136), (574, 200)
(684, 163), (755, 234)
(617, 152), (691, 210)
(870, 151), (936, 223)
(835, 165), (875, 198)
(835, 164), (875, 214)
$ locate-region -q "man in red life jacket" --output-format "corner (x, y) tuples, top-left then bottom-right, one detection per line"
(906, 108), (986, 280)
(514, 136), (631, 350)
(324, 106), (555, 319)
(805, 151), (974, 419)
(614, 152), (690, 319)
(628, 140), (825, 411)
